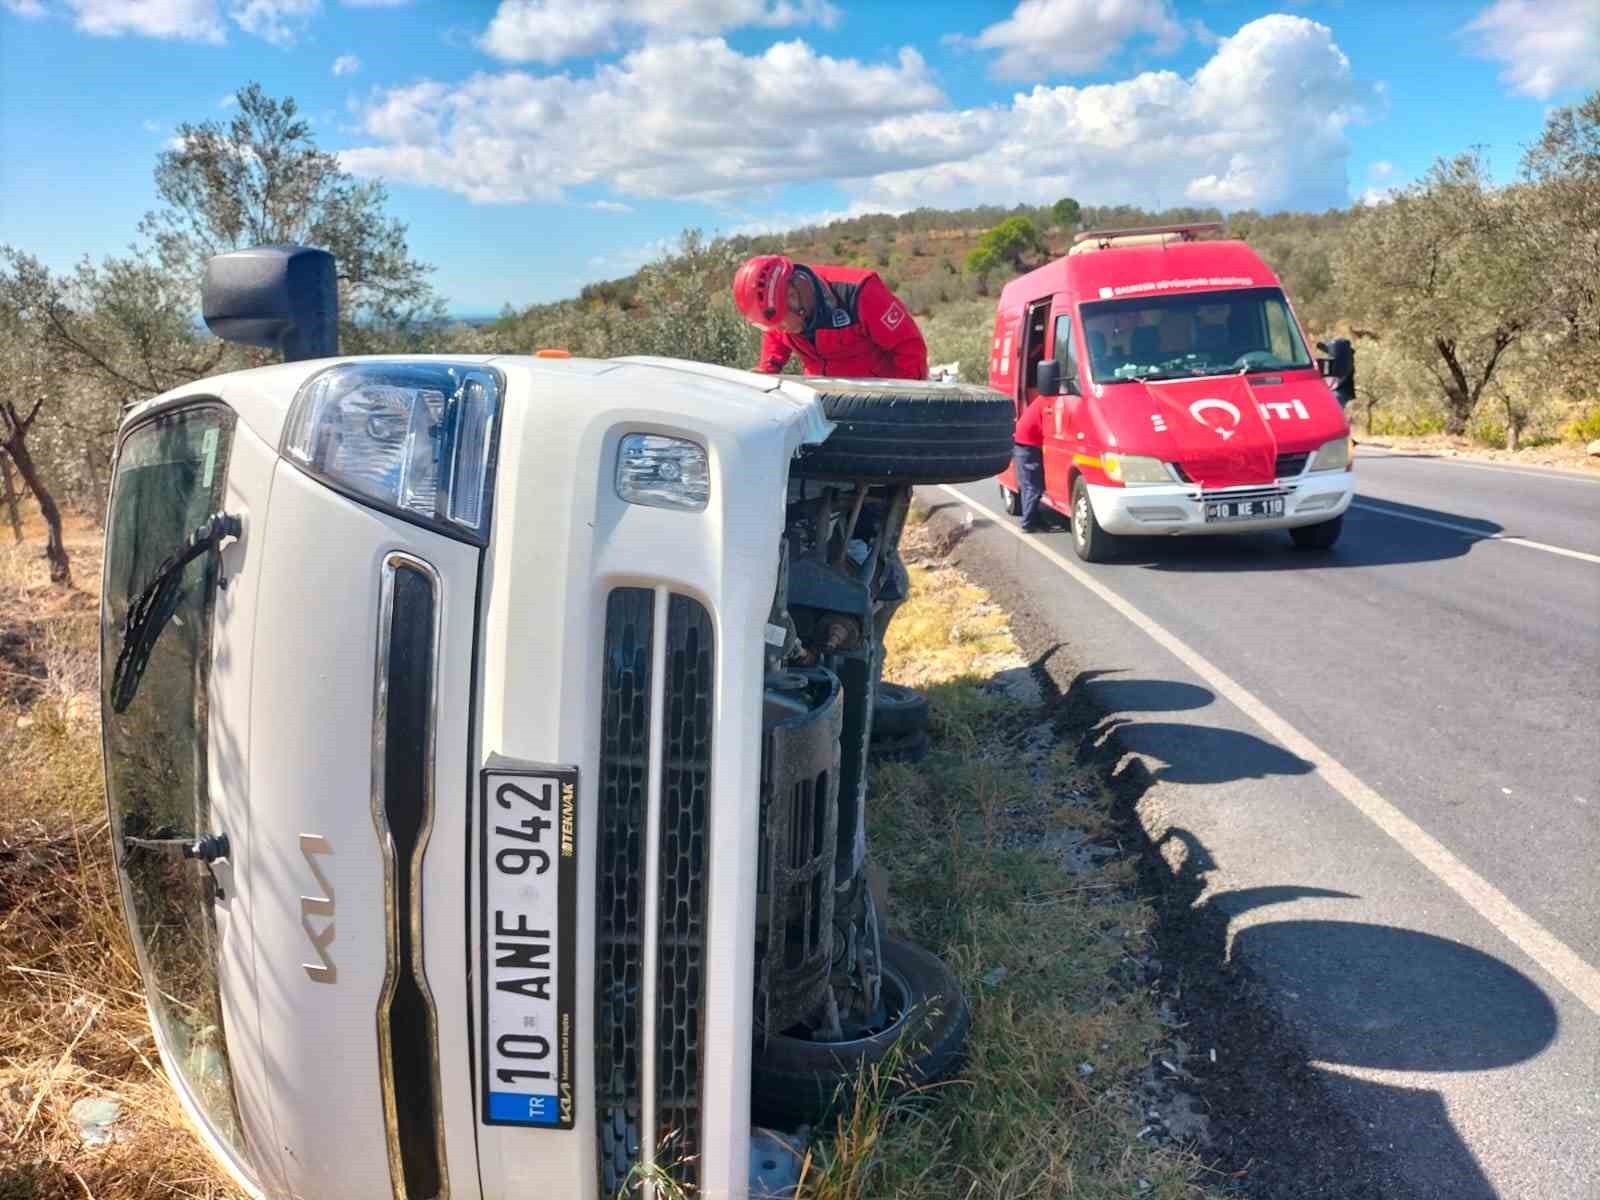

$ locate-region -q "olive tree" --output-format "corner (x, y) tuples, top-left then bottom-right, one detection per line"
(1334, 153), (1544, 436)
(141, 83), (444, 352)
(1515, 92), (1600, 413)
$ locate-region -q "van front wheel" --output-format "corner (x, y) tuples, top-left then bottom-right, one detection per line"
(1289, 515), (1343, 551)
(1070, 476), (1114, 562)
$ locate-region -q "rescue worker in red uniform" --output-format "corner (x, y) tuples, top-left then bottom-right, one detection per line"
(1012, 393), (1048, 533)
(732, 254), (928, 380)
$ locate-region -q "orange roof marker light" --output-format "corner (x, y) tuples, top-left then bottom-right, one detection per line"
(535, 348), (572, 358)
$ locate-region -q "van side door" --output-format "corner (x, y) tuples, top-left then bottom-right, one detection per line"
(1042, 299), (1082, 502)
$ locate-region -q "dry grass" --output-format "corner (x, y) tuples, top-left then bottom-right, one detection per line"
(0, 504), (243, 1200)
(793, 524), (1222, 1199)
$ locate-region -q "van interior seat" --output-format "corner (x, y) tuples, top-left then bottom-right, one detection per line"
(1130, 326), (1161, 358)
(1196, 323), (1227, 354)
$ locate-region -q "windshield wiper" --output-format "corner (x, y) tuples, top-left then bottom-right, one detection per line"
(109, 511), (240, 714)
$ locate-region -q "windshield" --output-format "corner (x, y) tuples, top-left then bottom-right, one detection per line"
(101, 404), (242, 1153)
(1080, 286), (1313, 383)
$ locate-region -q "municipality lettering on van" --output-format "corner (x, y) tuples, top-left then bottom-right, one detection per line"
(992, 223), (1355, 561)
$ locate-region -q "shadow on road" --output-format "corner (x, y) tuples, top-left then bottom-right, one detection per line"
(1040, 665), (1559, 1198)
(935, 486), (1522, 573)
(1119, 495), (1503, 572)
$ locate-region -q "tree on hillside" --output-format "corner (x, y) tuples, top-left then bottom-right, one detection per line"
(965, 216), (1048, 292)
(1051, 197), (1081, 231)
(1517, 91), (1600, 408)
(141, 83), (443, 351)
(0, 290), (70, 581)
(1333, 153), (1544, 437)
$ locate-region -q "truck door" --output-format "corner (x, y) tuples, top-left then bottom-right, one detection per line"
(1018, 298), (1052, 415)
(1042, 301), (1082, 503)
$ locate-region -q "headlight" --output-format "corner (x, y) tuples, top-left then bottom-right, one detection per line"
(1103, 452), (1171, 485)
(1308, 436), (1351, 472)
(616, 434), (710, 511)
(284, 362), (502, 541)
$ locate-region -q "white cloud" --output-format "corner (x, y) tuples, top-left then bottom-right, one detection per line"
(142, 118), (162, 132)
(1367, 160), (1393, 181)
(333, 52), (361, 75)
(2, 0), (47, 18)
(343, 16), (1360, 214)
(1463, 0), (1600, 99)
(228, 0), (319, 45)
(961, 0), (1186, 79)
(219, 92), (239, 107)
(66, 0), (225, 41)
(342, 38), (945, 202)
(1358, 187), (1394, 207)
(478, 0), (839, 65)
(341, 0), (408, 6)
(588, 200), (633, 212)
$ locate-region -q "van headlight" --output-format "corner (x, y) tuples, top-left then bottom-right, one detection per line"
(1308, 436), (1351, 472)
(616, 434), (710, 511)
(283, 362), (502, 541)
(1103, 452), (1171, 485)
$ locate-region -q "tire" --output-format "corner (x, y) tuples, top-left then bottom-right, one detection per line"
(791, 379), (1015, 484)
(1289, 514), (1343, 550)
(869, 729), (930, 765)
(1000, 481), (1020, 515)
(1070, 475), (1114, 563)
(872, 682), (929, 739)
(751, 937), (970, 1127)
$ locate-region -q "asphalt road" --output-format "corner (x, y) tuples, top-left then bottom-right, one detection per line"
(928, 451), (1600, 1200)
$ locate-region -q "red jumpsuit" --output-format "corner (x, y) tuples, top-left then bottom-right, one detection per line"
(754, 266), (928, 380)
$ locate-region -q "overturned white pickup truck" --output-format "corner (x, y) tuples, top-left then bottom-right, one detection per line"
(99, 247), (1015, 1199)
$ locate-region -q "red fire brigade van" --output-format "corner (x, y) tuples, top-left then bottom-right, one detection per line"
(993, 224), (1354, 561)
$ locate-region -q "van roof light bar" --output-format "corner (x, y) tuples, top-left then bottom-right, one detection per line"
(1072, 222), (1223, 247)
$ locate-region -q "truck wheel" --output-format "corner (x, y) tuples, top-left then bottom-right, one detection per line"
(1000, 482), (1020, 515)
(871, 682), (928, 739)
(751, 937), (970, 1128)
(869, 729), (930, 765)
(791, 379), (1015, 484)
(1289, 514), (1343, 550)
(1070, 475), (1115, 563)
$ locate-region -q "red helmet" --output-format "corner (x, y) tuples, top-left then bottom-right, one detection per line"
(732, 255), (795, 328)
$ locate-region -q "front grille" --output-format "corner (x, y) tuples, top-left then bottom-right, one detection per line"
(1275, 451), (1310, 477)
(596, 589), (712, 1196)
(374, 555), (448, 1200)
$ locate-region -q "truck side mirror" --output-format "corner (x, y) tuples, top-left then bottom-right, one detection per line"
(1315, 337), (1356, 408)
(1035, 359), (1062, 396)
(203, 245), (339, 363)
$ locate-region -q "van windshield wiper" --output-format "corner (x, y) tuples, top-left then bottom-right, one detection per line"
(109, 511), (240, 714)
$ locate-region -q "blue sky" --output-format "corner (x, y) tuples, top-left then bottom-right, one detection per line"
(2, 0), (1596, 316)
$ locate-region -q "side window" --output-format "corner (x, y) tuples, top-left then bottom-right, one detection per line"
(1053, 314), (1077, 384)
(1265, 301), (1294, 361)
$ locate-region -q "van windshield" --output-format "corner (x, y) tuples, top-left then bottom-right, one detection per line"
(1079, 286), (1312, 383)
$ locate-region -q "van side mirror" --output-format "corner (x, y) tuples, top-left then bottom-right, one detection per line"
(203, 245), (339, 362)
(1035, 359), (1062, 396)
(1315, 337), (1356, 408)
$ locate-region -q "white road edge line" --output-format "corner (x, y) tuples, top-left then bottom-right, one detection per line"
(938, 483), (1600, 1018)
(1350, 499), (1600, 565)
